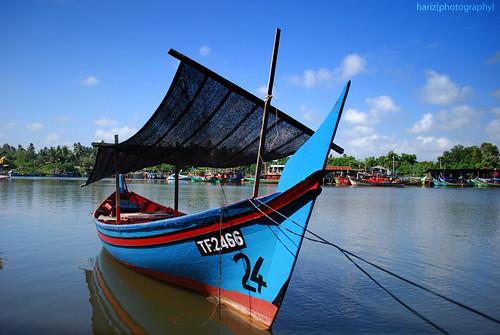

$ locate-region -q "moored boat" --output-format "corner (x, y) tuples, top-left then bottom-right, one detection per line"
(167, 173), (191, 181)
(348, 175), (404, 187)
(472, 177), (500, 188)
(84, 38), (350, 330)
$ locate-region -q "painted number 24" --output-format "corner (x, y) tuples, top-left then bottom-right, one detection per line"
(233, 253), (267, 293)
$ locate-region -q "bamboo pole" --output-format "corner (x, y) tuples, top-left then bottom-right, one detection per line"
(174, 166), (179, 211)
(252, 28), (281, 198)
(114, 134), (121, 224)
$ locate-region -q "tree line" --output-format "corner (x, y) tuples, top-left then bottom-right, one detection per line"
(0, 143), (97, 176)
(1, 142), (499, 177)
(326, 142), (500, 175)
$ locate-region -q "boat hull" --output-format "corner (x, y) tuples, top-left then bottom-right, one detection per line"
(94, 172), (323, 329)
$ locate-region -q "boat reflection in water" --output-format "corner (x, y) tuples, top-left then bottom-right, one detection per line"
(84, 249), (271, 335)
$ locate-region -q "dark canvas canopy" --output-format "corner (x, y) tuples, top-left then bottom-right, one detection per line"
(84, 49), (316, 186)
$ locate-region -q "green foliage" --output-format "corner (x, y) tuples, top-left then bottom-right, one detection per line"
(2, 141), (498, 177)
(0, 142), (97, 176)
(438, 143), (499, 169)
(327, 154), (361, 168)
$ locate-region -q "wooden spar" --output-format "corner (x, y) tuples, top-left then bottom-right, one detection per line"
(174, 166), (179, 211)
(114, 135), (121, 224)
(252, 27), (281, 198)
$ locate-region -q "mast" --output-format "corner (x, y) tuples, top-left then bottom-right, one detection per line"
(114, 135), (121, 224)
(252, 27), (281, 198)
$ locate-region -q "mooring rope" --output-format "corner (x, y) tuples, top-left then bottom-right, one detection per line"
(248, 199), (298, 257)
(252, 198), (500, 331)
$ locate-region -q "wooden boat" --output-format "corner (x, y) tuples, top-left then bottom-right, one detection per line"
(190, 175), (206, 182)
(472, 177), (500, 188)
(402, 177), (423, 186)
(220, 171), (244, 185)
(433, 176), (472, 187)
(348, 175), (404, 187)
(242, 177), (280, 184)
(84, 36), (350, 329)
(334, 175), (350, 186)
(167, 173), (191, 181)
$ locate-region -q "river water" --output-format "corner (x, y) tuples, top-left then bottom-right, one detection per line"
(0, 177), (499, 334)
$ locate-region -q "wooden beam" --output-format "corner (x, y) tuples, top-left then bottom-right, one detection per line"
(253, 28), (281, 198)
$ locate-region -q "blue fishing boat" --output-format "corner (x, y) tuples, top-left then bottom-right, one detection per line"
(84, 30), (350, 329)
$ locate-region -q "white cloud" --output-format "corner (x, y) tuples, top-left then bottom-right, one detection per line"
(408, 113), (434, 133)
(199, 45), (211, 56)
(416, 136), (454, 150)
(300, 105), (316, 122)
(26, 123), (44, 131)
(347, 125), (376, 136)
(413, 136), (455, 160)
(344, 108), (368, 124)
(366, 95), (400, 115)
(82, 75), (99, 86)
(490, 88), (500, 99)
(486, 119), (500, 142)
(286, 53), (366, 88)
(256, 85), (267, 97)
(421, 70), (471, 105)
(436, 105), (479, 131)
(288, 68), (335, 88)
(336, 53), (367, 80)
(45, 133), (61, 145)
(486, 51), (500, 64)
(94, 126), (136, 142)
(96, 118), (117, 127)
(348, 134), (380, 149)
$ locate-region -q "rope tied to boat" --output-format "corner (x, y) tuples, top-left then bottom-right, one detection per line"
(251, 197), (500, 333)
(248, 199), (299, 257)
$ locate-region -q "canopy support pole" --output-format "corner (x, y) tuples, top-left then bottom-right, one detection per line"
(174, 166), (179, 211)
(253, 27), (281, 198)
(114, 135), (121, 224)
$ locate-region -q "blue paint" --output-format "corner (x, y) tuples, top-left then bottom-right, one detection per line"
(278, 81), (350, 192)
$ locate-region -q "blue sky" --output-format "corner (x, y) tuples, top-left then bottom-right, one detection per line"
(0, 0), (499, 160)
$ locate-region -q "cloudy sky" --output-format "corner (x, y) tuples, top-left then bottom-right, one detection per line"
(0, 0), (499, 161)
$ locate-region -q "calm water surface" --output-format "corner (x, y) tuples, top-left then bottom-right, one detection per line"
(1, 178), (499, 334)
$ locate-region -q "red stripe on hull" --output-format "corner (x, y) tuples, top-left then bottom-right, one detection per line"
(97, 178), (320, 248)
(125, 262), (278, 329)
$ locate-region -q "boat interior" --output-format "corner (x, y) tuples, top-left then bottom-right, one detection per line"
(94, 179), (184, 225)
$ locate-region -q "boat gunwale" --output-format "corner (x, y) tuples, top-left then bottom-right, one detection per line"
(94, 171), (326, 247)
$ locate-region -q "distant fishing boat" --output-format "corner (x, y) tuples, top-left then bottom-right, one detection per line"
(348, 175), (404, 187)
(167, 173), (190, 181)
(190, 175), (206, 182)
(433, 176), (472, 187)
(84, 31), (350, 330)
(334, 175), (351, 186)
(472, 177), (500, 188)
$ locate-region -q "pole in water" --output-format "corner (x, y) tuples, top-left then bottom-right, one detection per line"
(253, 27), (281, 198)
(174, 166), (179, 211)
(114, 134), (121, 224)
